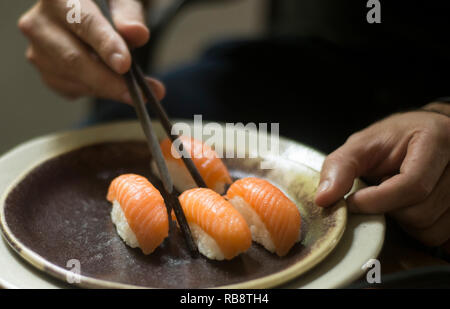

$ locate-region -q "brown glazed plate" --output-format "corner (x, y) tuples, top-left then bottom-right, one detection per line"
(0, 121), (347, 289)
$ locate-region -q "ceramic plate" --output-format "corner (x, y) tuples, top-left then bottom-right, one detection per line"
(0, 121), (356, 288)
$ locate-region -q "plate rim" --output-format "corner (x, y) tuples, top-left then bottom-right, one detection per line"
(0, 120), (347, 289)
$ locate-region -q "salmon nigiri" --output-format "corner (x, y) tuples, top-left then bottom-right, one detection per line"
(178, 188), (252, 260)
(107, 174), (169, 255)
(155, 136), (232, 194)
(226, 177), (301, 257)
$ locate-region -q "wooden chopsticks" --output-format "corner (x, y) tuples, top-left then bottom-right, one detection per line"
(97, 0), (203, 257)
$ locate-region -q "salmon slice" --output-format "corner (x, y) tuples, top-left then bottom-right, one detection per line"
(159, 136), (232, 194)
(226, 177), (301, 256)
(178, 188), (252, 260)
(107, 174), (169, 254)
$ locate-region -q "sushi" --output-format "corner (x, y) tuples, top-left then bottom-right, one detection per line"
(226, 177), (301, 256)
(107, 174), (169, 255)
(154, 136), (232, 194)
(178, 188), (252, 260)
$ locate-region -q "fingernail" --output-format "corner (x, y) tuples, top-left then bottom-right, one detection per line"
(110, 53), (125, 73)
(317, 180), (330, 194)
(121, 92), (132, 104)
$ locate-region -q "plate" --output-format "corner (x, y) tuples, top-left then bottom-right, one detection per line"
(0, 120), (383, 288)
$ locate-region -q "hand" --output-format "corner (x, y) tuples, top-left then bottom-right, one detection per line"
(18, 0), (165, 103)
(315, 108), (450, 246)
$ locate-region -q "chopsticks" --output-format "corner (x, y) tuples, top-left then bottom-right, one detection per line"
(97, 0), (202, 257)
(132, 63), (207, 189)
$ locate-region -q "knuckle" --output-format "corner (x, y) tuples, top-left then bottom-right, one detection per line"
(346, 131), (364, 144)
(323, 152), (342, 169)
(18, 12), (34, 35)
(61, 50), (82, 68)
(76, 11), (95, 37)
(411, 179), (433, 201)
(326, 149), (347, 162)
(326, 150), (359, 174)
(97, 31), (117, 55)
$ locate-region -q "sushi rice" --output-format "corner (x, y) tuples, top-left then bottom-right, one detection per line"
(111, 200), (140, 249)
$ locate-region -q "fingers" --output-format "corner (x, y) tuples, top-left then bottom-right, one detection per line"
(24, 17), (133, 102)
(27, 42), (164, 104)
(315, 132), (373, 207)
(17, 2), (40, 36)
(109, 0), (150, 47)
(389, 165), (450, 230)
(347, 131), (448, 213)
(44, 0), (131, 74)
(400, 207), (450, 247)
(19, 0), (164, 104)
(26, 45), (91, 100)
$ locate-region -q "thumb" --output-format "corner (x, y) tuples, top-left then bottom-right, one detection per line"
(314, 134), (370, 207)
(109, 0), (150, 48)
